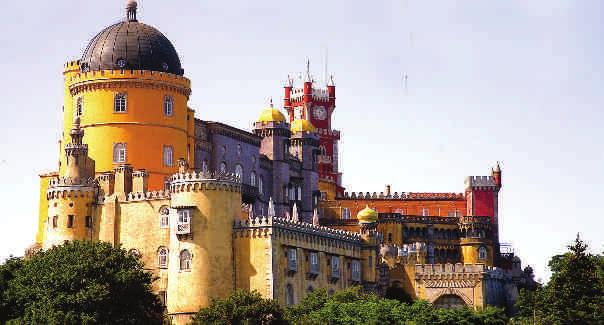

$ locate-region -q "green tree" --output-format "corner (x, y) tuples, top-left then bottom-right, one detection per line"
(286, 286), (507, 325)
(191, 289), (287, 325)
(1, 241), (163, 324)
(0, 257), (24, 323)
(515, 234), (604, 325)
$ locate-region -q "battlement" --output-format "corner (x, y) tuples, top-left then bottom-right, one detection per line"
(415, 263), (489, 276)
(234, 216), (363, 243)
(66, 69), (191, 97)
(289, 87), (332, 102)
(459, 216), (491, 224)
(63, 60), (80, 73)
(47, 176), (97, 199)
(48, 176), (96, 188)
(126, 190), (171, 202)
(170, 171), (241, 193)
(379, 214), (460, 225)
(340, 191), (465, 201)
(465, 176), (497, 189)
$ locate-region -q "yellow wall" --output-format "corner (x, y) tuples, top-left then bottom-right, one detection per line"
(44, 189), (95, 249)
(167, 180), (241, 322)
(36, 173), (56, 243)
(460, 238), (494, 266)
(60, 67), (194, 190)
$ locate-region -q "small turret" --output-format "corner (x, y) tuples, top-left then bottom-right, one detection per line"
(126, 0), (138, 22)
(492, 161), (502, 188)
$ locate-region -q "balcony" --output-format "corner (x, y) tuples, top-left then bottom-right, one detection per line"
(176, 222), (190, 235)
(241, 183), (259, 203)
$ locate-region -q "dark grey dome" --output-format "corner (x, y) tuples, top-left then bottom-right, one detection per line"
(80, 21), (183, 76)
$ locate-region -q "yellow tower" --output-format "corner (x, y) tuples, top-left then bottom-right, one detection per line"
(357, 206), (379, 283)
(43, 118), (96, 249)
(167, 160), (242, 324)
(459, 216), (494, 266)
(59, 0), (194, 191)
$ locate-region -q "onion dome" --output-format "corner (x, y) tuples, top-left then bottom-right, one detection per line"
(291, 119), (316, 133)
(357, 205), (378, 223)
(79, 1), (183, 75)
(258, 101), (286, 123)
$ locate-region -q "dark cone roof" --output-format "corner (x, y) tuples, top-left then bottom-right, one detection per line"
(80, 21), (183, 75)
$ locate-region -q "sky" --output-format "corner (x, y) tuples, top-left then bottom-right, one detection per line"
(0, 0), (602, 282)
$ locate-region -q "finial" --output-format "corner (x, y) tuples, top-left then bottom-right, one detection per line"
(269, 97), (274, 108)
(285, 74), (293, 87)
(126, 0), (138, 22)
(494, 161), (501, 173)
(327, 74), (335, 86)
(304, 59), (312, 82)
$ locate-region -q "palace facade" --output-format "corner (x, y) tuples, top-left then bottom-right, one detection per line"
(31, 2), (534, 324)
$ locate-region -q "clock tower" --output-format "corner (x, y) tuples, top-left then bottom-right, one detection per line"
(284, 62), (344, 199)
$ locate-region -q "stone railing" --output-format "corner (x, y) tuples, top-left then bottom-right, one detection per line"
(340, 191), (464, 200)
(234, 216), (362, 243)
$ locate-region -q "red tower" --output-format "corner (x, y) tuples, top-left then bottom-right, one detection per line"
(284, 62), (344, 197)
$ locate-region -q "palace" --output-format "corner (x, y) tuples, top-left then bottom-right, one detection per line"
(31, 2), (534, 324)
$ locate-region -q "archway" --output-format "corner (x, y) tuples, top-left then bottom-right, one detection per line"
(433, 294), (467, 309)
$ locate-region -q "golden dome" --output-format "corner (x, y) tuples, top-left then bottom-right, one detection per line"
(357, 205), (378, 223)
(291, 119), (316, 133)
(258, 106), (286, 123)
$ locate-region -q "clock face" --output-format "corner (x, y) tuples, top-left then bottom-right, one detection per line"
(313, 106), (327, 120)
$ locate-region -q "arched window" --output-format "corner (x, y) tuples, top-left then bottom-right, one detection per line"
(75, 97), (83, 117)
(235, 164), (243, 178)
(250, 171), (257, 187)
(114, 93), (127, 113)
(342, 208), (350, 219)
(297, 186), (302, 200)
(237, 144), (242, 156)
(163, 145), (174, 167)
(202, 159), (209, 173)
(159, 206), (170, 229)
(164, 95), (174, 116)
(478, 246), (487, 260)
(158, 247), (168, 268)
(219, 162), (227, 173)
(180, 250), (192, 271)
(285, 283), (294, 306)
(113, 143), (127, 163)
(258, 176), (264, 195)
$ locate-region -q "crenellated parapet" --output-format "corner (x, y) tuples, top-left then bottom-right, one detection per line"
(125, 190), (172, 202)
(465, 176), (497, 190)
(170, 171), (241, 193)
(234, 216), (362, 245)
(47, 177), (97, 199)
(341, 191), (465, 201)
(66, 69), (192, 97)
(458, 216), (492, 239)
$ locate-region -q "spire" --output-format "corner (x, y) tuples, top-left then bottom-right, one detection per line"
(327, 74), (335, 86)
(69, 116), (84, 145)
(285, 74), (294, 87)
(126, 0), (138, 22)
(494, 161), (501, 173)
(304, 59), (312, 82)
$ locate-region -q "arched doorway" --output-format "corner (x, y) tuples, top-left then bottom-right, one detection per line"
(433, 294), (466, 309)
(385, 281), (413, 304)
